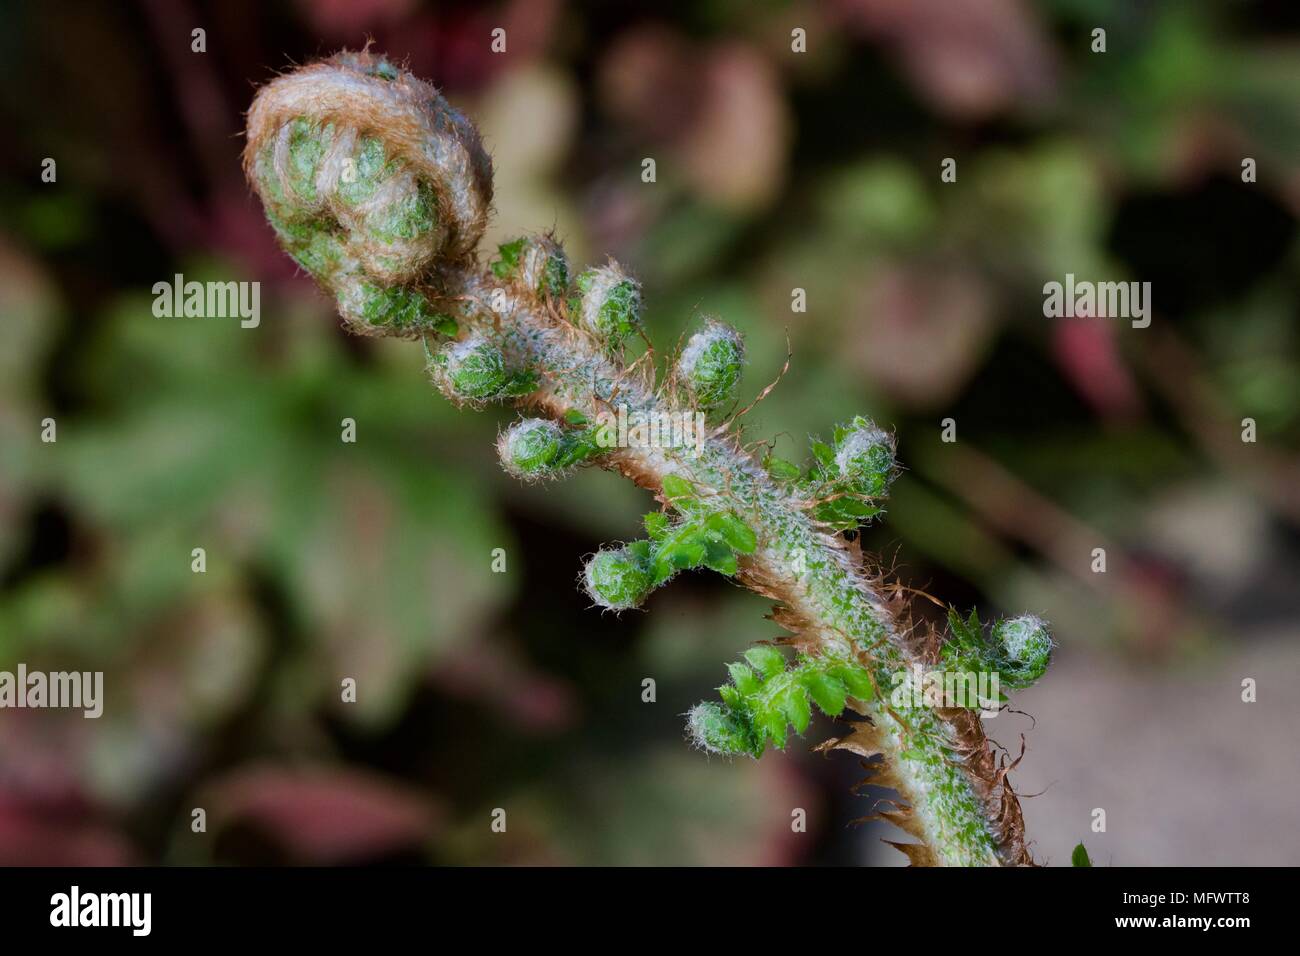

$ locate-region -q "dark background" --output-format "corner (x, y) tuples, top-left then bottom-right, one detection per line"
(0, 0), (1297, 865)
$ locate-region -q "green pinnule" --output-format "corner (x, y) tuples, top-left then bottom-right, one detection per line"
(581, 480), (759, 612)
(688, 645), (876, 757)
(245, 49), (1054, 867)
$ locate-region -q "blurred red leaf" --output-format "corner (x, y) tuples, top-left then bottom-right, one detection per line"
(208, 764), (439, 863)
(600, 30), (790, 209)
(294, 0), (418, 38)
(848, 263), (997, 407)
(0, 792), (134, 866)
(1052, 317), (1144, 421)
(835, 0), (1059, 120)
(431, 639), (579, 734)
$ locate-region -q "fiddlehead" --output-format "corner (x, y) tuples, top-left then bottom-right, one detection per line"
(245, 50), (1054, 867)
(244, 50), (492, 337)
(943, 609), (1054, 691)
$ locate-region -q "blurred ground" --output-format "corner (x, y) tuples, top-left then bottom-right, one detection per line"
(1010, 634), (1300, 866)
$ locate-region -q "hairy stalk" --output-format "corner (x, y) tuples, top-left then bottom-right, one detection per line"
(244, 50), (1051, 866)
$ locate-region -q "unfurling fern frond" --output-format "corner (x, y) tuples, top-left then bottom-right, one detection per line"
(244, 50), (1054, 867)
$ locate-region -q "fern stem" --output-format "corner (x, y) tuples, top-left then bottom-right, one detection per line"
(447, 267), (1005, 865)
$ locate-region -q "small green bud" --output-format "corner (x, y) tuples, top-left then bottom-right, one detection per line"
(809, 416), (896, 529)
(573, 264), (641, 347)
(686, 702), (758, 757)
(678, 320), (745, 411)
(584, 545), (653, 611)
(498, 418), (564, 478)
(492, 235), (568, 298)
(991, 614), (1053, 689)
(942, 609), (1053, 697)
(430, 337), (508, 403)
(833, 417), (895, 496)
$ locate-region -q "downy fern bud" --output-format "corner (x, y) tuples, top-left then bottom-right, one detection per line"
(808, 416), (897, 529)
(498, 418), (564, 478)
(429, 337), (508, 403)
(429, 336), (539, 406)
(584, 544), (654, 611)
(687, 702), (757, 757)
(943, 609), (1053, 693)
(990, 614), (1053, 689)
(244, 49), (492, 337)
(833, 416), (896, 497)
(678, 320), (745, 412)
(572, 264), (641, 347)
(492, 235), (568, 298)
(497, 417), (611, 479)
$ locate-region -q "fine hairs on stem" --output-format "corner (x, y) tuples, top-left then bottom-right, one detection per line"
(244, 49), (1054, 866)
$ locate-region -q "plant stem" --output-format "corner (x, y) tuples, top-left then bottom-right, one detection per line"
(441, 266), (1013, 866)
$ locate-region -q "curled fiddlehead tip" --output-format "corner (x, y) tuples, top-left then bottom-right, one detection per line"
(990, 614), (1054, 689)
(944, 609), (1054, 691)
(571, 263), (642, 348)
(429, 336), (508, 403)
(497, 418), (564, 478)
(244, 49), (493, 336)
(806, 415), (898, 529)
(583, 544), (654, 611)
(677, 319), (745, 412)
